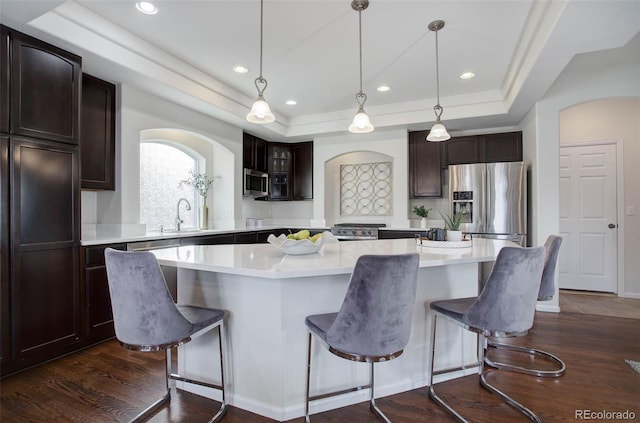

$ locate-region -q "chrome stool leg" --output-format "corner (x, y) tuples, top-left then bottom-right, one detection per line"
(168, 324), (228, 423)
(485, 339), (566, 377)
(369, 362), (392, 423)
(478, 335), (541, 423)
(427, 314), (470, 423)
(428, 315), (543, 423)
(305, 332), (312, 423)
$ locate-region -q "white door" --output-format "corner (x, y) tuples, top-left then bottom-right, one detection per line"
(559, 144), (618, 292)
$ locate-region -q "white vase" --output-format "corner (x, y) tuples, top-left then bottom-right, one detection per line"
(446, 230), (463, 242)
(420, 218), (427, 229)
(199, 204), (209, 230)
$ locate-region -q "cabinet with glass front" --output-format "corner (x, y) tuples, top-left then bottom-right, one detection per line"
(268, 144), (291, 200)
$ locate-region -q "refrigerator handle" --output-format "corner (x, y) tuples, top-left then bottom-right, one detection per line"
(481, 166), (487, 234)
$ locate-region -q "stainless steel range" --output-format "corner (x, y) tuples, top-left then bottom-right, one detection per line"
(330, 223), (386, 240)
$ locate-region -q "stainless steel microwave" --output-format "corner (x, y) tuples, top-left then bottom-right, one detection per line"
(243, 168), (269, 197)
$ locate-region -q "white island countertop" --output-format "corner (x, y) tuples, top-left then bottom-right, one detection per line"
(151, 237), (512, 279)
(152, 237), (512, 421)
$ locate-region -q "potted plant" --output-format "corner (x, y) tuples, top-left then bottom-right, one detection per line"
(413, 205), (432, 229)
(179, 170), (214, 230)
(439, 211), (465, 242)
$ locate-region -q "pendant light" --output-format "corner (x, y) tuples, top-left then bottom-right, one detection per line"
(348, 0), (374, 134)
(426, 20), (450, 142)
(246, 0), (275, 124)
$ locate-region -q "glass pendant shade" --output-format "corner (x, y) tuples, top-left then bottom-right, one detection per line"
(246, 95), (275, 123)
(349, 107), (374, 133)
(427, 122), (450, 141)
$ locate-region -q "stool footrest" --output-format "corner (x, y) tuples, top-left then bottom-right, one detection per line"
(486, 341), (566, 377)
(309, 383), (371, 401)
(170, 373), (224, 391)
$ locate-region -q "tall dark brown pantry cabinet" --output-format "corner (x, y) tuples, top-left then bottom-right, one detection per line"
(1, 25), (82, 377)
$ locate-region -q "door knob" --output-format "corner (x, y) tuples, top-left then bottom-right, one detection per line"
(608, 223), (617, 229)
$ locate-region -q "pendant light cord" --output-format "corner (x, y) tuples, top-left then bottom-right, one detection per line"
(358, 9), (363, 94)
(259, 0), (264, 79)
(434, 28), (440, 107)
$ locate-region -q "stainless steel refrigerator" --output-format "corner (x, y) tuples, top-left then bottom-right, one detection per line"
(449, 162), (527, 246)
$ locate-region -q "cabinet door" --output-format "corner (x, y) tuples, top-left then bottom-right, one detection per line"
(292, 141), (313, 200)
(9, 29), (81, 145)
(443, 136), (481, 166)
(82, 243), (125, 342)
(0, 26), (9, 133)
(378, 230), (426, 239)
(9, 137), (80, 369)
(0, 136), (9, 368)
(480, 132), (522, 163)
(409, 131), (442, 197)
(180, 234), (235, 245)
(81, 74), (116, 190)
(243, 133), (255, 169)
(234, 232), (257, 244)
(254, 137), (267, 172)
(269, 144), (291, 200)
(242, 133), (268, 172)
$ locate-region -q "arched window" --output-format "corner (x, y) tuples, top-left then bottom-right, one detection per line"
(140, 141), (202, 231)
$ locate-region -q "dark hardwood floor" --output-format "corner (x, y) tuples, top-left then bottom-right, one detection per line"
(1, 311), (639, 422)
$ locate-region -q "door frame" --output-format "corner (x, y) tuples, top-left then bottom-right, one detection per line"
(559, 139), (625, 296)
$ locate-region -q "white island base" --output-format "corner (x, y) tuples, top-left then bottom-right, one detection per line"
(152, 238), (510, 421)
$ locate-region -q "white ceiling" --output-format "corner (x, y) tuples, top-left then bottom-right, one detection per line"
(1, 0), (638, 141)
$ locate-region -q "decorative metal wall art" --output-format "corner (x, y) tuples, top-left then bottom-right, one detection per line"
(340, 161), (392, 216)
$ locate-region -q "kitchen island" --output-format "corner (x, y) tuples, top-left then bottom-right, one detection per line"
(151, 238), (512, 421)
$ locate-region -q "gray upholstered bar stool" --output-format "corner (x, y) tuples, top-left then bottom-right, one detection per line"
(104, 248), (228, 423)
(427, 246), (545, 423)
(304, 253), (420, 423)
(486, 235), (566, 377)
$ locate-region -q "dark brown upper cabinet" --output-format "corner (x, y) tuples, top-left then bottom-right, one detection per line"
(268, 143), (292, 200)
(1, 27), (9, 134)
(442, 136), (481, 166)
(480, 132), (522, 163)
(243, 132), (268, 173)
(442, 132), (522, 167)
(81, 73), (116, 190)
(409, 130), (442, 198)
(292, 141), (313, 200)
(7, 26), (81, 145)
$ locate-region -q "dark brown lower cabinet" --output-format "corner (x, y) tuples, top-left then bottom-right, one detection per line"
(378, 230), (427, 239)
(81, 244), (125, 343)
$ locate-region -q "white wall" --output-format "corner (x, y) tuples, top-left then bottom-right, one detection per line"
(312, 129), (409, 228)
(526, 34), (640, 299)
(559, 98), (640, 297)
(84, 84), (244, 229)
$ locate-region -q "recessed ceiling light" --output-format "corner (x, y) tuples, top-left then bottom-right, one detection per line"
(286, 100), (297, 105)
(377, 85), (391, 92)
(135, 2), (158, 15)
(459, 72), (475, 80)
(233, 65), (249, 74)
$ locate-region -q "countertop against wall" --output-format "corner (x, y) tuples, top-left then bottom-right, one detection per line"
(81, 224), (435, 246)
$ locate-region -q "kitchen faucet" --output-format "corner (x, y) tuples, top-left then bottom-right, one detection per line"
(175, 198), (192, 231)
